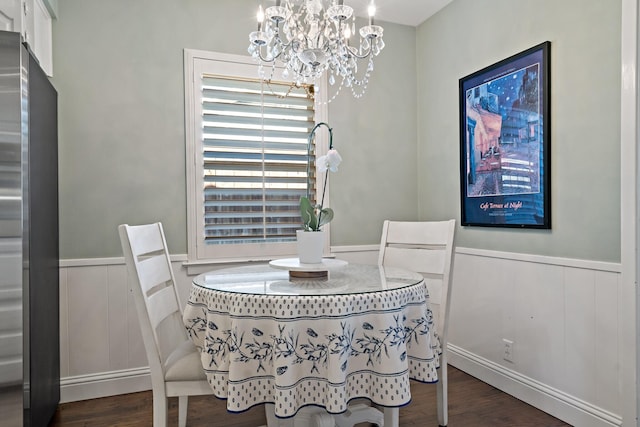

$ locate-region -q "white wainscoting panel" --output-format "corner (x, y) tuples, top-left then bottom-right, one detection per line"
(59, 259), (190, 402)
(593, 271), (619, 414)
(58, 247), (623, 427)
(65, 265), (110, 376)
(448, 249), (622, 427)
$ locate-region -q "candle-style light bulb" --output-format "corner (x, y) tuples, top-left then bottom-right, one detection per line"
(368, 2), (376, 26)
(257, 5), (265, 31)
(343, 25), (351, 45)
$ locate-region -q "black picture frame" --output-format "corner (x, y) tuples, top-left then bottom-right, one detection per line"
(459, 42), (551, 229)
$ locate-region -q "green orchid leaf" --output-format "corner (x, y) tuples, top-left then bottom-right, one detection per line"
(299, 196), (319, 231)
(317, 208), (333, 228)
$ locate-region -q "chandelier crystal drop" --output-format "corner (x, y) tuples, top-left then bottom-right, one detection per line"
(248, 0), (384, 102)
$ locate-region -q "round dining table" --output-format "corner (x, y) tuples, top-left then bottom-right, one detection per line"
(182, 261), (441, 425)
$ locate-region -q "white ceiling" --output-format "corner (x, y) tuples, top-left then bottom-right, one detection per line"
(347, 0), (453, 27)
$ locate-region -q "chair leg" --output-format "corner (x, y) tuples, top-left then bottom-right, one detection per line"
(383, 407), (399, 427)
(153, 394), (168, 427)
(178, 396), (188, 427)
(436, 358), (448, 427)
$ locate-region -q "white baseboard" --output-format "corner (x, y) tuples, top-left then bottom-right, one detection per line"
(60, 368), (151, 403)
(448, 344), (622, 427)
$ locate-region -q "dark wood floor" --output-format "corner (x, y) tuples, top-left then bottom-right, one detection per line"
(49, 366), (571, 426)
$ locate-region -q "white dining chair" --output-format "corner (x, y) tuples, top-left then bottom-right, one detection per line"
(118, 223), (213, 427)
(378, 219), (456, 427)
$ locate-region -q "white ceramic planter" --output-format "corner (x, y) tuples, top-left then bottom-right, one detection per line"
(296, 230), (324, 264)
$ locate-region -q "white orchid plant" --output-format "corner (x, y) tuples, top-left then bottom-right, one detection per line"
(300, 123), (342, 232)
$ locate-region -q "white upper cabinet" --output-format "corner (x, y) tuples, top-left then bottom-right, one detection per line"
(31, 0), (53, 76)
(0, 0), (55, 76)
(0, 0), (20, 31)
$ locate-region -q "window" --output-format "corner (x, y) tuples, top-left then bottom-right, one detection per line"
(184, 50), (328, 262)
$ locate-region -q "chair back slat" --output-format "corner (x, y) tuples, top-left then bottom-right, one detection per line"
(137, 254), (173, 294)
(127, 223), (166, 256)
(382, 247), (446, 277)
(382, 221), (451, 246)
(378, 220), (455, 342)
(146, 285), (181, 330)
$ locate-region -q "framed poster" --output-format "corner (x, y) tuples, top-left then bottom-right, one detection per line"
(459, 41), (551, 228)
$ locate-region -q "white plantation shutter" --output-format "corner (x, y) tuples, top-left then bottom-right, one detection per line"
(185, 51), (327, 262)
(201, 76), (316, 245)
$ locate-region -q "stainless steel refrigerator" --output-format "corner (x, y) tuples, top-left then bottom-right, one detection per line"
(0, 30), (59, 426)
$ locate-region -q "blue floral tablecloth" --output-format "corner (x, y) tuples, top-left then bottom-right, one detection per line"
(183, 273), (441, 418)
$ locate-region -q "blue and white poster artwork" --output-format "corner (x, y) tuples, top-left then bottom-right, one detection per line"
(459, 41), (551, 229)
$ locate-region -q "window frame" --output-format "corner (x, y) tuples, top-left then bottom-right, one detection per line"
(184, 49), (329, 264)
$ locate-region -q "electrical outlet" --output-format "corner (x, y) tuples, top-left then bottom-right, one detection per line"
(503, 339), (514, 363)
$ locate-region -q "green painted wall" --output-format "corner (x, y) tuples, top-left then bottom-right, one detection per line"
(416, 0), (621, 262)
(328, 19), (418, 246)
(53, 0), (418, 258)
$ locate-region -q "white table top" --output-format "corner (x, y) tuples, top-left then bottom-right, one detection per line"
(192, 262), (424, 296)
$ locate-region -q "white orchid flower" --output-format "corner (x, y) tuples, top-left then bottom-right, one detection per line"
(317, 149), (342, 173)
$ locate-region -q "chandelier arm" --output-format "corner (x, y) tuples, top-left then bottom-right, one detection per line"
(255, 49), (279, 63)
(273, 33), (295, 51)
(267, 22), (293, 51)
(344, 43), (375, 60)
(254, 34), (293, 63)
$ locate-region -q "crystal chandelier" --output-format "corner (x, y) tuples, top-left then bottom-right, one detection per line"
(248, 0), (385, 102)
